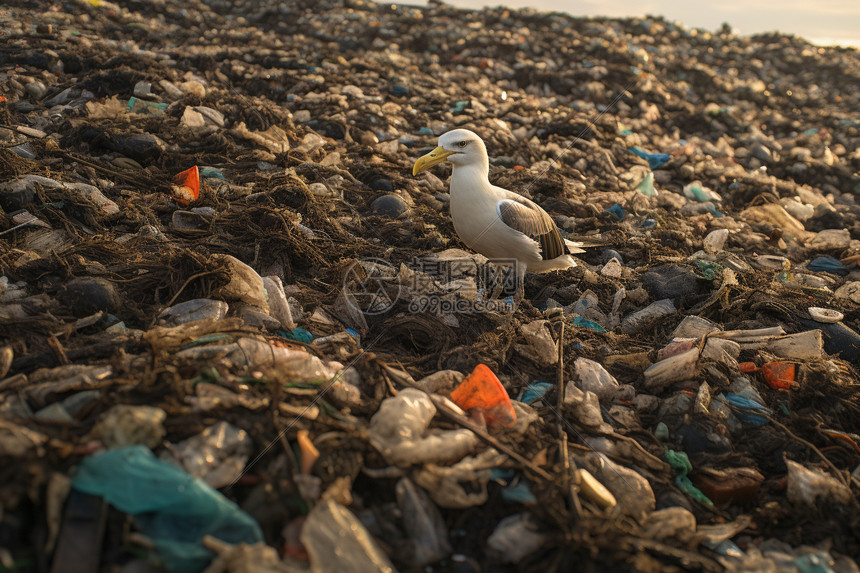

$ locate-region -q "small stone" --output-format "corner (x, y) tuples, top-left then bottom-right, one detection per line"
(371, 194), (409, 218)
(371, 178), (394, 192)
(25, 80), (47, 100)
(59, 277), (121, 317)
(601, 249), (623, 265)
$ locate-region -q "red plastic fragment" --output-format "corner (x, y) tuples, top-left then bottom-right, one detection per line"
(738, 362), (758, 373)
(761, 361), (797, 391)
(450, 363), (516, 429)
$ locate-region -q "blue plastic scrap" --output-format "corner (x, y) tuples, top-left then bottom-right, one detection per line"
(605, 204), (625, 220)
(807, 256), (849, 276)
(571, 316), (607, 332)
(71, 446), (263, 573)
(724, 393), (771, 426)
(518, 382), (554, 405)
(629, 147), (671, 169)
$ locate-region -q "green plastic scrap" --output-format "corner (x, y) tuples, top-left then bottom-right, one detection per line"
(665, 449), (714, 507)
(634, 172), (658, 197)
(693, 260), (722, 281)
(180, 333), (231, 350)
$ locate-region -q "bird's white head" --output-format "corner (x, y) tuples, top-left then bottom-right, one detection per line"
(412, 129), (488, 176)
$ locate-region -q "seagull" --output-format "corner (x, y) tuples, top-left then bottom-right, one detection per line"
(413, 128), (577, 301)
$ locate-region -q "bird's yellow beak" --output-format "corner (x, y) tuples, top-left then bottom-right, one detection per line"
(413, 146), (457, 176)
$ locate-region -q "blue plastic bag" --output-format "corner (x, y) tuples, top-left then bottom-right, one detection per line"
(72, 445), (263, 573)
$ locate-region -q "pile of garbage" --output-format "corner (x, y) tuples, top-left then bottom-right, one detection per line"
(2, 0), (860, 570)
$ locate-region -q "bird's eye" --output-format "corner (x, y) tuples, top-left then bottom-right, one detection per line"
(458, 141), (467, 148)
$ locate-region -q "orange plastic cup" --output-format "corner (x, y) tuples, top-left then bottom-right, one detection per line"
(450, 364), (517, 429)
(171, 165), (200, 205)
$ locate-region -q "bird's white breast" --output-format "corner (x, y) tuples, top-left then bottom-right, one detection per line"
(449, 166), (541, 264)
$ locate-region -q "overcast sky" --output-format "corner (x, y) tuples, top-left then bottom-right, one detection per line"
(414, 0), (860, 46)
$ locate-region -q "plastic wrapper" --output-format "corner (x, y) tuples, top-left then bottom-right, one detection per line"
(161, 421), (252, 488)
(71, 445), (264, 573)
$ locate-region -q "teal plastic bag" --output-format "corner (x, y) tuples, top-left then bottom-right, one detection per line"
(71, 445), (263, 573)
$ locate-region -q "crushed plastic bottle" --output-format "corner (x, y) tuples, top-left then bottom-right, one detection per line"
(301, 499), (396, 573)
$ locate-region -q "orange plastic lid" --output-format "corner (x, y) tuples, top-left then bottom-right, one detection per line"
(171, 165), (200, 205)
(450, 363), (516, 428)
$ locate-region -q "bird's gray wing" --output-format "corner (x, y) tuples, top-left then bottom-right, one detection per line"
(496, 196), (569, 260)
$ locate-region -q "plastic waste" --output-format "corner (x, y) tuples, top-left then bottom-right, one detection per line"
(761, 361), (798, 391)
(605, 203), (625, 219)
(807, 307), (843, 323)
(577, 468), (617, 509)
(395, 478), (452, 567)
(834, 281), (860, 303)
(798, 321), (860, 363)
(517, 382), (554, 405)
(284, 327), (314, 344)
(1, 175), (119, 215)
(172, 166), (200, 205)
(486, 514), (548, 564)
(127, 97), (168, 114)
(575, 453), (655, 518)
(158, 299), (229, 326)
(643, 347), (699, 392)
(515, 320), (558, 367)
(563, 384), (605, 428)
(664, 449), (714, 507)
(806, 255), (849, 276)
(574, 357), (619, 399)
(691, 467), (764, 505)
(702, 338), (741, 362)
(724, 393), (771, 426)
(449, 364), (516, 429)
(369, 388), (478, 466)
(208, 254), (269, 310)
(160, 421), (252, 488)
(766, 330), (823, 360)
(412, 450), (505, 509)
(175, 337), (339, 384)
(642, 507), (697, 543)
(93, 404), (166, 449)
(262, 276), (295, 330)
(672, 315), (721, 339)
(300, 499), (396, 573)
(683, 181), (721, 202)
(785, 459), (852, 506)
(491, 469), (538, 504)
(71, 445), (264, 573)
(621, 299), (676, 334)
(703, 229), (729, 253)
(794, 552), (837, 573)
(600, 257), (624, 277)
(634, 172), (657, 196)
(630, 147), (670, 169)
(571, 316), (607, 332)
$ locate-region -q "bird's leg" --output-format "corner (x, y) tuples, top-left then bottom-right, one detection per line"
(488, 263), (504, 300)
(511, 262), (527, 309)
